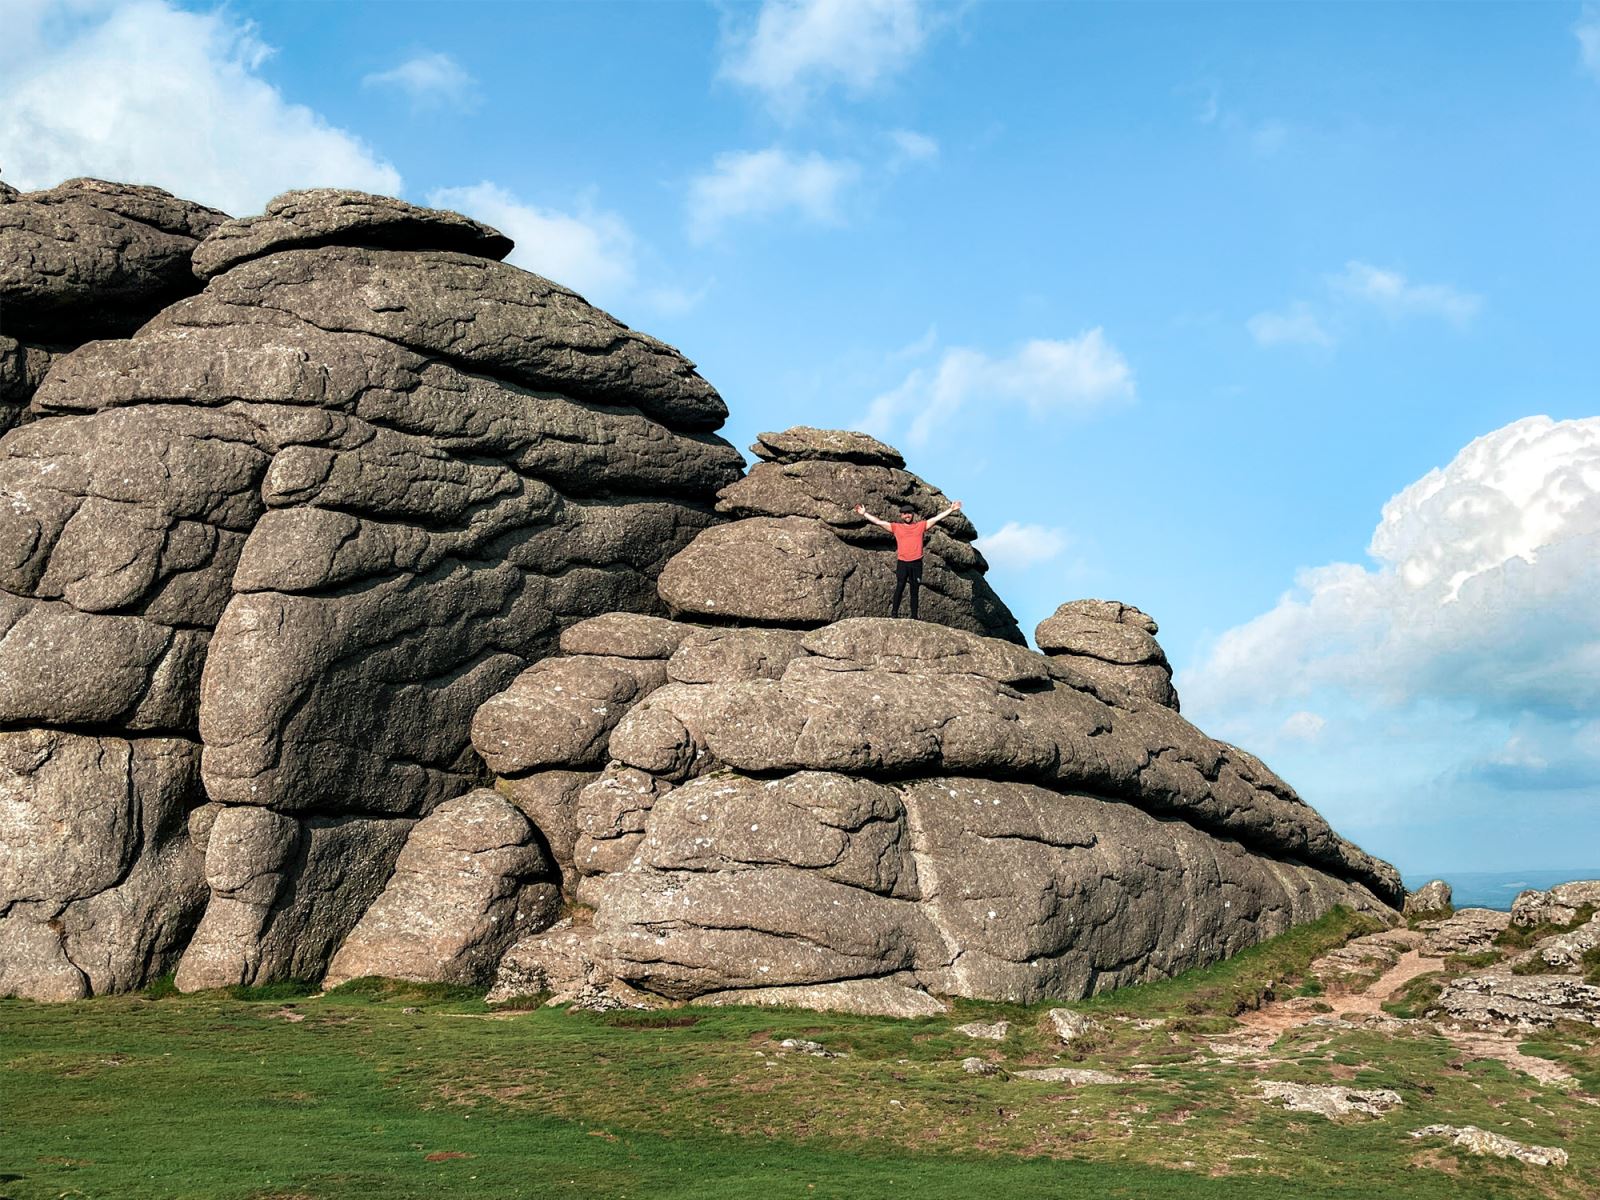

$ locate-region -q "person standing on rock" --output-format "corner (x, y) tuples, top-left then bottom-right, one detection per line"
(853, 500), (961, 620)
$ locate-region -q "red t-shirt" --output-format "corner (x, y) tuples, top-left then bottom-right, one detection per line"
(891, 520), (928, 562)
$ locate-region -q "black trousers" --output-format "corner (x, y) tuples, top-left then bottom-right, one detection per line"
(892, 558), (923, 619)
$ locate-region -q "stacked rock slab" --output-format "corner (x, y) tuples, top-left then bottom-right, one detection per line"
(1036, 600), (1179, 710)
(659, 426), (1023, 642)
(0, 186), (741, 999)
(476, 608), (1401, 1014)
(0, 177), (227, 430)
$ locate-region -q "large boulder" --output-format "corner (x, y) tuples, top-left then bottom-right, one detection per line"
(0, 184), (741, 998)
(1035, 599), (1178, 709)
(0, 730), (205, 1000)
(323, 790), (560, 988)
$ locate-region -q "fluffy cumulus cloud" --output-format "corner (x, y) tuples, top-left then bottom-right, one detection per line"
(363, 51), (477, 110)
(863, 329), (1136, 446)
(686, 148), (859, 243)
(0, 0), (399, 214)
(974, 522), (1069, 572)
(427, 182), (635, 305)
(1190, 416), (1600, 714)
(720, 0), (934, 115)
(1182, 416), (1600, 865)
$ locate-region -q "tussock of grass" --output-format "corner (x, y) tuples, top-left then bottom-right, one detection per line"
(320, 977), (483, 1007)
(1381, 973), (1445, 1020)
(1076, 907), (1385, 1019)
(224, 978), (319, 1002)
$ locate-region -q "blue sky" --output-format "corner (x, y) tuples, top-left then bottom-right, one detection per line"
(3, 0), (1598, 876)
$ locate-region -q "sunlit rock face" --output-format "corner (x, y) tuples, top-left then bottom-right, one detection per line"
(0, 182), (1400, 1007)
(0, 186), (740, 998)
(476, 529), (1400, 1015)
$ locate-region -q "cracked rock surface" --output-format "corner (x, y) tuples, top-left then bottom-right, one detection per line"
(1, 183), (1403, 1010)
(0, 183), (738, 999)
(481, 611), (1400, 1014)
(0, 177), (226, 429)
(657, 427), (1022, 641)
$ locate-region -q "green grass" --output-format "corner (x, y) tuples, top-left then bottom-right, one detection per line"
(1076, 907), (1386, 1018)
(2, 907), (1594, 1200)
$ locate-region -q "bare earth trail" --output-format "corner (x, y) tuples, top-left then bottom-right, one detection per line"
(1216, 935), (1577, 1086)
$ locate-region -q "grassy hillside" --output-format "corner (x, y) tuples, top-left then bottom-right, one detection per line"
(3, 909), (1595, 1200)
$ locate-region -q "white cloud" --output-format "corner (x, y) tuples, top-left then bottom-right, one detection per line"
(0, 0), (400, 215)
(864, 329), (1135, 446)
(1279, 711), (1328, 741)
(1331, 261), (1482, 325)
(974, 522), (1069, 572)
(364, 51), (477, 110)
(887, 129), (939, 165)
(720, 0), (934, 115)
(686, 147), (859, 243)
(1578, 5), (1600, 78)
(427, 182), (635, 305)
(1249, 261), (1482, 352)
(1186, 416), (1600, 717)
(1247, 302), (1334, 348)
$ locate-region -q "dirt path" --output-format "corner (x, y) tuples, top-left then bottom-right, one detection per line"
(1211, 944), (1578, 1087)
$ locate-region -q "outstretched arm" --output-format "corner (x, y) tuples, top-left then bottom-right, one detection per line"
(853, 504), (893, 530)
(926, 499), (963, 528)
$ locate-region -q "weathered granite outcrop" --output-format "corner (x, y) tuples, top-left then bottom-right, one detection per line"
(1511, 880), (1600, 928)
(0, 730), (205, 1000)
(658, 426), (1022, 642)
(1035, 600), (1178, 710)
(0, 182), (1402, 1010)
(1403, 879), (1452, 916)
(323, 790), (560, 988)
(0, 184), (738, 998)
(1428, 879), (1600, 1031)
(0, 177), (227, 429)
(480, 611), (1400, 1012)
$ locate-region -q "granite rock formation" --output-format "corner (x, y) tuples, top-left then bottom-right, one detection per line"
(0, 177), (227, 429)
(1035, 600), (1178, 710)
(0, 185), (737, 999)
(659, 426), (1022, 642)
(478, 607), (1400, 1013)
(0, 179), (1401, 1010)
(1433, 879), (1600, 1029)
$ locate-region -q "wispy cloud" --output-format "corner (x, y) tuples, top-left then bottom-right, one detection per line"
(886, 128), (939, 166)
(974, 522), (1069, 571)
(1247, 302), (1335, 349)
(864, 329), (1135, 447)
(363, 51), (477, 111)
(1279, 711), (1328, 741)
(0, 0), (399, 214)
(1330, 260), (1483, 325)
(1578, 4), (1600, 78)
(686, 147), (859, 243)
(720, 0), (936, 117)
(1250, 261), (1482, 351)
